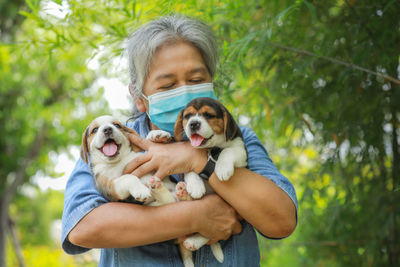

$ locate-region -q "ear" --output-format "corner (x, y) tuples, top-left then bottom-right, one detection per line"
(223, 108), (240, 141)
(122, 126), (143, 152)
(174, 109), (185, 141)
(80, 127), (89, 164)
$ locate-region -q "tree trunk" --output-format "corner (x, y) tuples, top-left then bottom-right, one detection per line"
(0, 129), (46, 267)
(8, 217), (26, 267)
(0, 197), (8, 267)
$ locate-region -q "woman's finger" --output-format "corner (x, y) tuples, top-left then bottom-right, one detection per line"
(123, 153), (152, 174)
(131, 161), (157, 178)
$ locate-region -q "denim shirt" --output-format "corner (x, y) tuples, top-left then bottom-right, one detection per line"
(62, 114), (298, 267)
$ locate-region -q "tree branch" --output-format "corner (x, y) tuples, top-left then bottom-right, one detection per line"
(266, 41), (400, 86)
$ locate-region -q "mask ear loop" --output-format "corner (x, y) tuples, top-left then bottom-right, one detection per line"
(141, 93), (151, 119)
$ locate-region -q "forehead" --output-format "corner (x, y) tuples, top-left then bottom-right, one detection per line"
(91, 116), (119, 127)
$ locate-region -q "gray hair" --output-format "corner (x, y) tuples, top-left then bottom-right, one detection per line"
(126, 14), (218, 100)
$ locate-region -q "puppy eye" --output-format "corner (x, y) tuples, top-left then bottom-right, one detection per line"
(203, 112), (216, 119)
(91, 127), (99, 134)
(113, 123), (121, 129)
(184, 114), (192, 120)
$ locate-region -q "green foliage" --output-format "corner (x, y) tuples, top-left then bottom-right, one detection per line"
(1, 0), (399, 266)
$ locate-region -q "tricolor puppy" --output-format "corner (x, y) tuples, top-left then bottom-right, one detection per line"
(80, 115), (176, 205)
(174, 97), (247, 182)
(172, 97), (247, 256)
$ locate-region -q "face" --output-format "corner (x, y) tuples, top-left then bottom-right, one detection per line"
(175, 97), (227, 148)
(81, 115), (136, 164)
(134, 41), (212, 114)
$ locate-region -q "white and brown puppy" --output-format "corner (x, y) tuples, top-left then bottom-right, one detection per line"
(80, 115), (203, 267)
(172, 97), (247, 256)
(80, 115), (176, 205)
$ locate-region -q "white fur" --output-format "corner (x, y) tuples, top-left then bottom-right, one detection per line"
(184, 171), (206, 199)
(87, 116), (174, 204)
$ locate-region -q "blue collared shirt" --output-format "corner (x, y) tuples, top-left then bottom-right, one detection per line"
(62, 114), (298, 266)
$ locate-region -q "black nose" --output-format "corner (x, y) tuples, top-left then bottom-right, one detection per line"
(190, 121), (201, 132)
(103, 127), (113, 136)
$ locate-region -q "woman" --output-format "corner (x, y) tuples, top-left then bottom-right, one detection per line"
(62, 15), (298, 266)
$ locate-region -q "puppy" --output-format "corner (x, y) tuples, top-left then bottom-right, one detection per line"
(80, 115), (204, 267)
(173, 97), (248, 254)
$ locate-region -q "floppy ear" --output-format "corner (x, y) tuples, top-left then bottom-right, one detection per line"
(174, 109), (185, 141)
(223, 108), (240, 141)
(122, 126), (143, 152)
(80, 127), (90, 164)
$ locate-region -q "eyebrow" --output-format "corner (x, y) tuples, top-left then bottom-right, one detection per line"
(154, 67), (209, 82)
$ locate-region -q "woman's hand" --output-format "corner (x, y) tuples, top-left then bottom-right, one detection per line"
(123, 133), (208, 179)
(193, 194), (242, 244)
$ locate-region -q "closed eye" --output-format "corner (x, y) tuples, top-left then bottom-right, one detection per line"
(184, 113), (193, 120)
(113, 123), (122, 129)
(203, 112), (216, 119)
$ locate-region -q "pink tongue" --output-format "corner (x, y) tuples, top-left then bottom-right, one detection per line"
(102, 142), (118, 156)
(190, 134), (205, 147)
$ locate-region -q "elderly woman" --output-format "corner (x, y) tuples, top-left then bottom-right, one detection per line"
(62, 15), (297, 266)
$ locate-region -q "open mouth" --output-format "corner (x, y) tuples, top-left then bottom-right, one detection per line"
(100, 138), (120, 157)
(190, 133), (213, 147)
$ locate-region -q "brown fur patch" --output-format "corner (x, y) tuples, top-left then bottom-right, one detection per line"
(95, 173), (122, 201)
(122, 126), (142, 152)
(80, 121), (99, 163)
(199, 106), (224, 135)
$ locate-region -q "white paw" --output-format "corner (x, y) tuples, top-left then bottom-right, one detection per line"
(185, 172), (206, 199)
(146, 130), (172, 143)
(129, 184), (152, 202)
(183, 235), (208, 251)
(215, 160), (234, 181)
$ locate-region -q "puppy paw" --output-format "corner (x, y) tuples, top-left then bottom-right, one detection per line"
(183, 235), (208, 251)
(175, 182), (193, 201)
(215, 161), (234, 181)
(130, 186), (152, 202)
(148, 176), (162, 189)
(146, 130), (172, 143)
(186, 181), (206, 199)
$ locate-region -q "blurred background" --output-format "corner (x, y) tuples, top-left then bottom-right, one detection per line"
(0, 0), (399, 266)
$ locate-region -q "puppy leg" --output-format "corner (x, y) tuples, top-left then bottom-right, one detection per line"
(184, 172), (206, 199)
(147, 176), (176, 205)
(113, 174), (152, 202)
(214, 149), (236, 181)
(146, 130), (172, 143)
(178, 242), (194, 267)
(175, 182), (193, 201)
(183, 234), (209, 251)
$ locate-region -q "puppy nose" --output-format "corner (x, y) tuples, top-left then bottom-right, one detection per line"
(103, 127), (113, 136)
(190, 121), (201, 132)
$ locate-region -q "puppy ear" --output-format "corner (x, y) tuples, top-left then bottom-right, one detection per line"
(223, 108), (240, 141)
(80, 127), (89, 164)
(174, 109), (185, 141)
(122, 126), (143, 152)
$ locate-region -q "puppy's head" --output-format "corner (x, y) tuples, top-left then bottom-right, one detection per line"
(174, 97), (241, 148)
(80, 115), (141, 164)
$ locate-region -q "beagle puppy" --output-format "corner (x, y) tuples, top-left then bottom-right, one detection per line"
(80, 115), (218, 267)
(80, 115), (177, 204)
(172, 97), (247, 257)
(174, 97), (247, 182)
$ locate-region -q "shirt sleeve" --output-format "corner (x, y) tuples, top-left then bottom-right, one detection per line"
(61, 158), (108, 254)
(241, 126), (298, 216)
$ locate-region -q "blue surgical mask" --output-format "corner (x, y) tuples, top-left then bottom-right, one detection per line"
(142, 83), (217, 135)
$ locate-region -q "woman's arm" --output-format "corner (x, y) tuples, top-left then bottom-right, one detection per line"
(68, 194), (241, 248)
(208, 168), (296, 238)
(124, 132), (297, 239)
